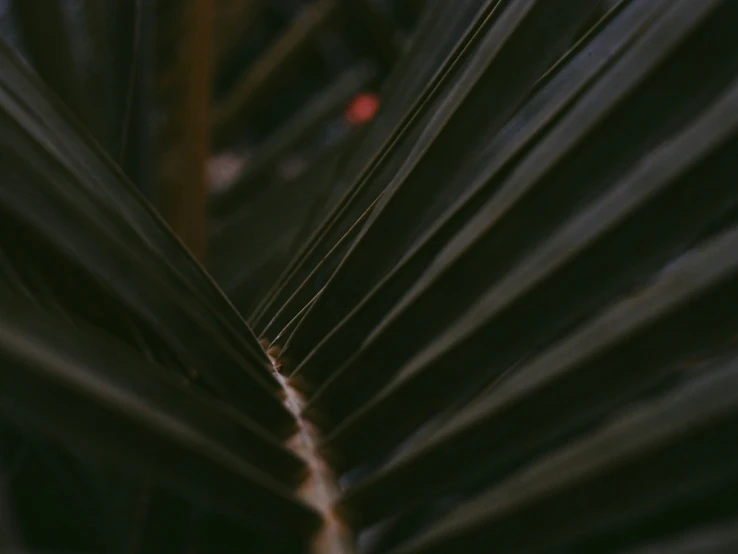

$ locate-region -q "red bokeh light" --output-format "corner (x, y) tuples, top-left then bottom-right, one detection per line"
(345, 92), (380, 125)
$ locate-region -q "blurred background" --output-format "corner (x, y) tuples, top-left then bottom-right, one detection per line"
(0, 0), (427, 318)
